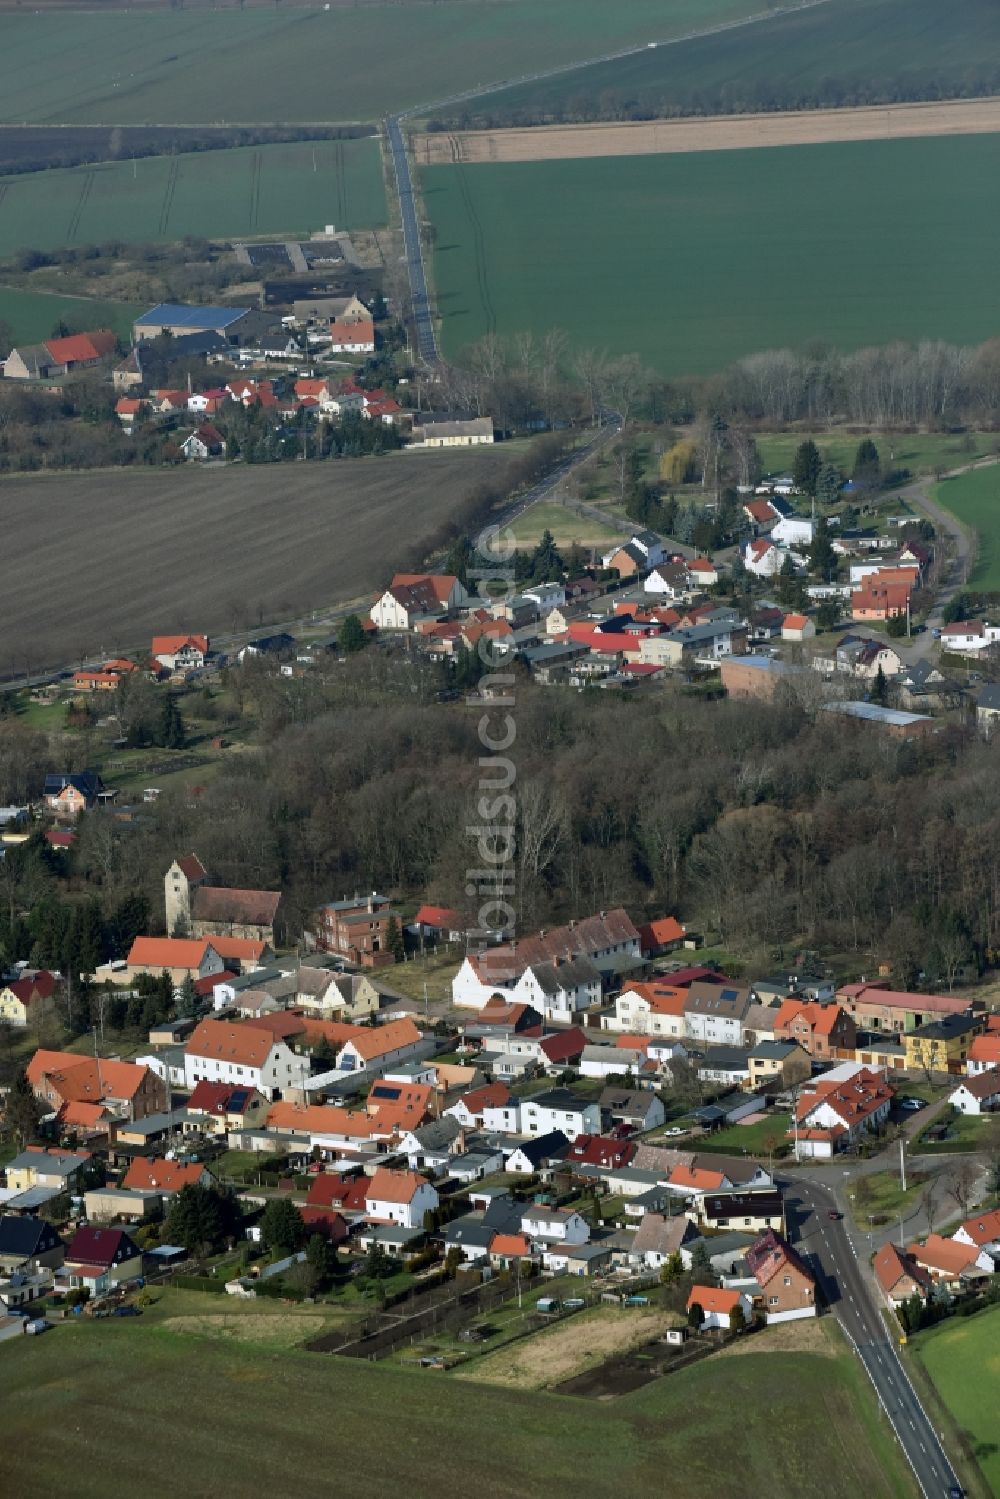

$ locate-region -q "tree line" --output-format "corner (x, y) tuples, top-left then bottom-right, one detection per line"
(4, 651), (999, 994)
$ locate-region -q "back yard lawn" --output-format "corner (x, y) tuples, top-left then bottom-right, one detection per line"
(694, 1112), (792, 1159)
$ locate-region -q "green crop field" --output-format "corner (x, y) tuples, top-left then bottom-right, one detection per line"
(425, 134), (1000, 377)
(0, 1319), (913, 1498)
(0, 1), (762, 127)
(933, 465), (1000, 588)
(474, 0), (1000, 123)
(914, 1305), (1000, 1495)
(0, 139), (385, 258)
(0, 284), (138, 343)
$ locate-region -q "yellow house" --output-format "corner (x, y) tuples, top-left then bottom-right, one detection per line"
(903, 1014), (979, 1076)
(0, 971), (57, 1028)
(6, 1146), (92, 1193)
(747, 1040), (811, 1092)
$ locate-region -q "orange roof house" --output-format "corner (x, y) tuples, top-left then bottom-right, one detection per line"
(669, 1164), (726, 1194)
(637, 916), (686, 956)
(186, 1018), (286, 1071)
(873, 1242), (931, 1305)
(773, 998), (856, 1058)
(27, 1049), (165, 1118)
(122, 1157), (208, 1193)
(44, 329), (117, 366)
(490, 1233), (531, 1260)
(969, 1035), (1000, 1069)
(266, 1101), (373, 1139)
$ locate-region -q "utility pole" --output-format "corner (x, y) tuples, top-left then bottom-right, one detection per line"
(899, 1135), (907, 1193)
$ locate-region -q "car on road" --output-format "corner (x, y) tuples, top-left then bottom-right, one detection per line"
(662, 1126), (687, 1137)
(827, 1209), (843, 1221)
(897, 1097), (924, 1111)
(932, 628), (942, 639)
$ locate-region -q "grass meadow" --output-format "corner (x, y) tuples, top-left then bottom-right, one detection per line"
(478, 0), (1000, 122)
(0, 285), (137, 343)
(425, 134), (1000, 376)
(0, 1), (761, 127)
(932, 466), (1000, 588)
(756, 432), (998, 481)
(0, 138), (386, 258)
(913, 1304), (1000, 1496)
(0, 1319), (914, 1498)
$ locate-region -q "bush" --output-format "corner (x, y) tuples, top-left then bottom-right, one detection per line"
(172, 1274), (227, 1294)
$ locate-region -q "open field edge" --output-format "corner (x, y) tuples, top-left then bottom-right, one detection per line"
(415, 97), (1000, 164)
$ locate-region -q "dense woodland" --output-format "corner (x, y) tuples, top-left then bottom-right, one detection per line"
(0, 654), (996, 1005)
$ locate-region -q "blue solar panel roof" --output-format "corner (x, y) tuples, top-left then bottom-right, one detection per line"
(135, 302), (249, 329)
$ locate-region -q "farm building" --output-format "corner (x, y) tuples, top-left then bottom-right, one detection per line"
(134, 303), (256, 345)
(5, 329), (117, 381)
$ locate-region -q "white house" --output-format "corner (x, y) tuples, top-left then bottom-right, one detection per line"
(184, 1018), (307, 1100)
(610, 983), (686, 1039)
(792, 1069), (893, 1159)
(445, 1083), (521, 1134)
(687, 558), (719, 587)
(364, 1167), (438, 1229)
(151, 634), (208, 672)
(520, 1205), (589, 1245)
(334, 1018), (425, 1075)
(744, 539), (787, 577)
(949, 1069), (1000, 1116)
(520, 1089), (600, 1142)
(370, 573), (468, 631)
(939, 620), (1000, 655)
(683, 983), (752, 1048)
(953, 1209), (1000, 1267)
(687, 1285), (753, 1331)
(579, 1044), (645, 1080)
(770, 516), (813, 548)
(522, 581), (566, 612)
(513, 957), (601, 1021)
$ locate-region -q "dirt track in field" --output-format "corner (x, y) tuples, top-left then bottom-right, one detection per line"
(415, 97), (1000, 164)
(0, 449), (510, 673)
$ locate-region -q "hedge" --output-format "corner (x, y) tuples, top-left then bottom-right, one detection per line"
(172, 1274), (227, 1294)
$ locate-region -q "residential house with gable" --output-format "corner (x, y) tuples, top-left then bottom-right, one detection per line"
(151, 634), (209, 672)
(791, 1068), (893, 1158)
(364, 1168), (438, 1229)
(184, 1017), (308, 1099)
(744, 1229), (816, 1322)
(873, 1242), (932, 1309)
(0, 970), (57, 1029)
(370, 573), (469, 631)
(520, 1089), (599, 1142)
(684, 981), (752, 1047)
(953, 1209), (1000, 1269)
(773, 998), (856, 1059)
(452, 909), (642, 1009)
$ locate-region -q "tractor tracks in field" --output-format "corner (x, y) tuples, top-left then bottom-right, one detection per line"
(66, 169), (94, 241)
(158, 154), (179, 236)
(448, 133), (495, 336)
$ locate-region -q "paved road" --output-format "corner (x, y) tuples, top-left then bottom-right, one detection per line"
(784, 1174), (961, 1499)
(386, 113), (438, 364)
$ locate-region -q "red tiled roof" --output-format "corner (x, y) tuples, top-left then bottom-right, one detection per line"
(365, 1167), (427, 1205)
(45, 329), (116, 365)
(873, 1241), (930, 1296)
(638, 916), (685, 950)
(186, 1018), (281, 1068)
(969, 1036), (1000, 1066)
(491, 1233), (530, 1258)
(123, 1157), (205, 1192)
(687, 1285), (742, 1314)
(538, 1027), (587, 1064)
(956, 1209), (1000, 1247)
(151, 635), (208, 656)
